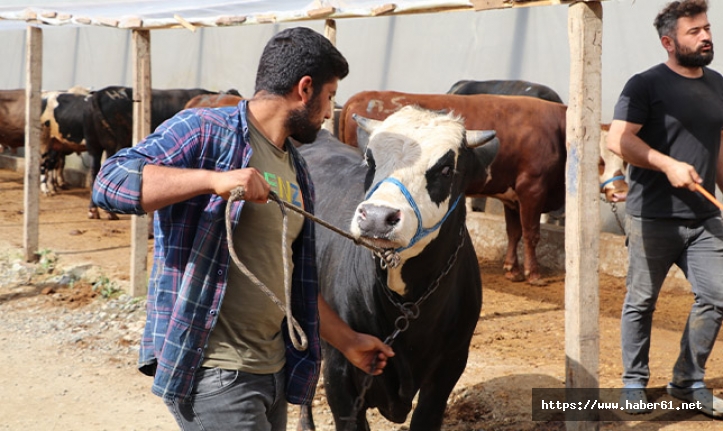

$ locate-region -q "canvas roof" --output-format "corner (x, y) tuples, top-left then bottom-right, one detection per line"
(0, 0), (591, 31)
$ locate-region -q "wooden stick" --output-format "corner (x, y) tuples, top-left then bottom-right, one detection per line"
(695, 183), (723, 210)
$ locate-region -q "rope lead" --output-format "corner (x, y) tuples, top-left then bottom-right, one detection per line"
(225, 186), (308, 351)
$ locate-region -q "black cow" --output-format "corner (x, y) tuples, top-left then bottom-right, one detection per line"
(84, 86), (215, 219)
(296, 106), (498, 430)
(447, 79), (564, 103)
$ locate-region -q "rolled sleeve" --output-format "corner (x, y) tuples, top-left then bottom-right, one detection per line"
(92, 155), (148, 215)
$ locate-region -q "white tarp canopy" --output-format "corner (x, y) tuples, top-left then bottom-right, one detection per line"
(0, 0), (524, 30)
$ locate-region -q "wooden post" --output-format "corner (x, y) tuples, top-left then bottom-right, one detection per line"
(23, 26), (42, 262)
(130, 29), (151, 297)
(565, 2), (601, 429)
(323, 18), (337, 134)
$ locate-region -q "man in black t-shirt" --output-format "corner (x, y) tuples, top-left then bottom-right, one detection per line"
(607, 0), (723, 418)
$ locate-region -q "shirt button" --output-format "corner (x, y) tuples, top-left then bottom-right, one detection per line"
(209, 310), (217, 315)
(217, 270), (223, 276)
(197, 348), (202, 353)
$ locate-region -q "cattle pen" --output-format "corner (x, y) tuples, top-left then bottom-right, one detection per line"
(0, 1), (703, 430)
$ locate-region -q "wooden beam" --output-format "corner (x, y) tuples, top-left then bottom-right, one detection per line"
(565, 1), (602, 429)
(174, 14), (197, 32)
(323, 19), (337, 134)
(23, 26), (42, 263)
(130, 29), (151, 297)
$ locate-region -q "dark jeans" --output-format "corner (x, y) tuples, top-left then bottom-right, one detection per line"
(165, 367), (287, 431)
(621, 215), (723, 388)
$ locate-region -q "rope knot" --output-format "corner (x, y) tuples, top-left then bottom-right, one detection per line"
(229, 186), (245, 202)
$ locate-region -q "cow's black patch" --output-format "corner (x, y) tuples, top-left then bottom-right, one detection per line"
(425, 149), (455, 206)
(54, 93), (88, 146)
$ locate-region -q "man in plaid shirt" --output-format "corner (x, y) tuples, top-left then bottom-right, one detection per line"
(92, 27), (394, 430)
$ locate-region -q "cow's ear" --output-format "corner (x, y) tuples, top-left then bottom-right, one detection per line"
(356, 124), (371, 155)
(353, 114), (383, 154)
(473, 136), (499, 169)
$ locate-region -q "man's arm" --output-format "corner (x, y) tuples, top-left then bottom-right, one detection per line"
(606, 119), (701, 191)
(318, 294), (394, 375)
(140, 165), (270, 213)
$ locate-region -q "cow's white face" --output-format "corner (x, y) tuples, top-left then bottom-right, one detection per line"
(351, 106), (466, 256)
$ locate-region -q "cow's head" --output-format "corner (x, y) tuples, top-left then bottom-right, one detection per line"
(351, 106), (498, 258)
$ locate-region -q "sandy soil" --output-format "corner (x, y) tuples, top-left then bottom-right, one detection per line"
(2, 168), (723, 430)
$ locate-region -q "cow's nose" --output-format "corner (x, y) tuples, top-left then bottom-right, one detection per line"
(357, 204), (401, 237)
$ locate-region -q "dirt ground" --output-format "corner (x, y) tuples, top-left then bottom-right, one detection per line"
(3, 167), (723, 430)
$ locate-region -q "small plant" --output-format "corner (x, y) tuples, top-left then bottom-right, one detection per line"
(92, 275), (123, 299)
(35, 248), (57, 274)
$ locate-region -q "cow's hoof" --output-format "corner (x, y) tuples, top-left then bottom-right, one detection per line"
(106, 212), (119, 221)
(527, 277), (547, 286)
(88, 208), (100, 219)
(504, 271), (525, 282)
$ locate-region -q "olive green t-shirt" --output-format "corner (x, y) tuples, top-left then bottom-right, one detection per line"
(202, 120), (305, 374)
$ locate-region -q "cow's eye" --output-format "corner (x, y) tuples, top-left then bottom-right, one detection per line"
(364, 150), (377, 192)
(441, 166), (452, 177)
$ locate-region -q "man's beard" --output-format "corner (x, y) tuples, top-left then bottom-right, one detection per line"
(287, 96), (322, 144)
(675, 39), (714, 68)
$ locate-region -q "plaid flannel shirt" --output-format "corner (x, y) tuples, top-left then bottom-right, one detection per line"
(91, 100), (321, 404)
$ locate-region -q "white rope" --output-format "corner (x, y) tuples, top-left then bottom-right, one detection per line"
(225, 186), (308, 351)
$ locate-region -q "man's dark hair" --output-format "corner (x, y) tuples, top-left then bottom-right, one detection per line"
(654, 0), (708, 38)
(255, 27), (349, 97)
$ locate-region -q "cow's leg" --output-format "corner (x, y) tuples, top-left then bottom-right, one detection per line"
(296, 405), (316, 431)
(409, 352), (469, 430)
(56, 154), (66, 189)
(502, 206), (524, 282)
(40, 151), (57, 196)
(88, 150), (103, 219)
(518, 196), (545, 285)
(323, 350), (370, 431)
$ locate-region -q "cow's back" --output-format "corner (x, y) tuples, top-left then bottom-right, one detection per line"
(339, 91), (567, 212)
(446, 79), (564, 103)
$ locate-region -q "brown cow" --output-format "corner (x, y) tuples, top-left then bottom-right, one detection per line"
(0, 89), (27, 153)
(339, 91), (566, 285)
(183, 92), (243, 109)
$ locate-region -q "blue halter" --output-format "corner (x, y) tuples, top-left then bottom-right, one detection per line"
(365, 177), (462, 252)
(600, 175), (625, 189)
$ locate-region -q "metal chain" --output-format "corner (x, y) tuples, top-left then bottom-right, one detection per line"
(601, 196), (626, 234)
(341, 224), (466, 429)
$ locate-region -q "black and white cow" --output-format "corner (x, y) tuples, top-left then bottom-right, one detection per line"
(297, 106), (498, 430)
(39, 87), (91, 195)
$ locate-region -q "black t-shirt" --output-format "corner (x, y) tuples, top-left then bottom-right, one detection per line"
(613, 63), (723, 219)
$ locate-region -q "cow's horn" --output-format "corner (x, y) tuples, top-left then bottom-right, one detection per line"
(466, 130), (497, 148)
(353, 114), (383, 133)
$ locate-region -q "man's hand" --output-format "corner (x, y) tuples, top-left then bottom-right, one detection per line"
(343, 333), (395, 376)
(214, 168), (270, 203)
(663, 159), (702, 191)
